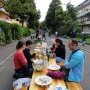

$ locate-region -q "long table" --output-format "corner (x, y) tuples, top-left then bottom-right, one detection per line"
(14, 43), (83, 90)
(29, 43), (83, 90)
(29, 58), (67, 90)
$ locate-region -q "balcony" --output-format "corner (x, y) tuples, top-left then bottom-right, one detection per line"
(77, 8), (90, 18)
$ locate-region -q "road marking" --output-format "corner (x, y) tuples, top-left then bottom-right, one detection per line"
(0, 52), (15, 67)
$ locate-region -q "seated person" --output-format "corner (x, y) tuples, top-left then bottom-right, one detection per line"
(50, 43), (55, 58)
(23, 40), (36, 78)
(13, 41), (29, 79)
(60, 39), (85, 82)
(54, 38), (66, 63)
(51, 43), (55, 51)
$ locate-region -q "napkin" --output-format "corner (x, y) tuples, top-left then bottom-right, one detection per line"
(13, 78), (31, 90)
(46, 71), (65, 79)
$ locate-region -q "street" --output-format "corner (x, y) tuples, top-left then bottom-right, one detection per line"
(61, 38), (90, 90)
(0, 36), (90, 90)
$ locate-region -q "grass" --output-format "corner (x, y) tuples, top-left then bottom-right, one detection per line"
(76, 38), (90, 45)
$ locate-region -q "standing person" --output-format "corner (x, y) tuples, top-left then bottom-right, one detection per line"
(13, 41), (29, 79)
(42, 32), (46, 41)
(60, 39), (85, 82)
(55, 31), (58, 37)
(36, 30), (39, 39)
(50, 42), (56, 58)
(54, 38), (66, 63)
(23, 40), (36, 78)
(82, 35), (86, 46)
(49, 31), (51, 37)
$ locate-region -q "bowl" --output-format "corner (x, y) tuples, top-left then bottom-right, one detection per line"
(33, 59), (43, 71)
(35, 75), (52, 86)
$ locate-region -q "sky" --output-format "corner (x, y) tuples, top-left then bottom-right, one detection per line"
(35, 0), (85, 22)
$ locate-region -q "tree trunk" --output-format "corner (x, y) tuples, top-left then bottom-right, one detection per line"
(21, 21), (24, 27)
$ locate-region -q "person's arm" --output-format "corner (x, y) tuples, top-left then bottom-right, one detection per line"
(64, 53), (84, 69)
(24, 49), (35, 58)
(28, 51), (36, 59)
(19, 52), (28, 67)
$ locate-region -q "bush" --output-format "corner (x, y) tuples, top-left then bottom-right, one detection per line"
(0, 21), (12, 44)
(76, 33), (82, 38)
(11, 24), (26, 40)
(24, 28), (35, 36)
(76, 33), (90, 39)
(0, 21), (35, 44)
(10, 24), (35, 39)
(0, 32), (5, 43)
(23, 28), (30, 36)
(29, 29), (35, 34)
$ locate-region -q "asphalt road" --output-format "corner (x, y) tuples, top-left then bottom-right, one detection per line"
(0, 36), (90, 90)
(0, 36), (32, 90)
(61, 38), (90, 90)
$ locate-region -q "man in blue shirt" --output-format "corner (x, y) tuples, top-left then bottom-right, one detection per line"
(60, 39), (85, 82)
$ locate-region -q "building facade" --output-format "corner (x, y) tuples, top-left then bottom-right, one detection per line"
(0, 1), (20, 24)
(77, 0), (90, 33)
(0, 1), (11, 22)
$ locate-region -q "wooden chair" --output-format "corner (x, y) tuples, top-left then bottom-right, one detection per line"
(66, 82), (83, 90)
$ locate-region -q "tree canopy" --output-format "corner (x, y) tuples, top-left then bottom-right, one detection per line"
(45, 0), (63, 33)
(62, 3), (78, 36)
(5, 0), (40, 28)
(45, 1), (79, 36)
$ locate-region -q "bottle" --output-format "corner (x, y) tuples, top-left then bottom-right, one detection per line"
(46, 48), (50, 61)
(44, 56), (48, 67)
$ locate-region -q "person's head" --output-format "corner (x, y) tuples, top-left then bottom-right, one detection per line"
(16, 41), (25, 50)
(26, 40), (32, 49)
(55, 38), (63, 46)
(68, 39), (78, 51)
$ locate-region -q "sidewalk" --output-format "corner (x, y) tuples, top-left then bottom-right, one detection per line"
(79, 44), (90, 53)
(61, 37), (90, 53)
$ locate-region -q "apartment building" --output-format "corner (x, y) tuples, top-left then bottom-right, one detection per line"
(0, 0), (11, 22)
(77, 0), (90, 33)
(0, 1), (20, 24)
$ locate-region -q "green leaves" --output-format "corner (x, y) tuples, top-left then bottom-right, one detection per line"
(45, 1), (79, 36)
(5, 0), (40, 28)
(45, 0), (63, 33)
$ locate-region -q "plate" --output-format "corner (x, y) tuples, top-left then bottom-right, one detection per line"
(55, 85), (66, 90)
(35, 76), (52, 86)
(34, 48), (41, 52)
(47, 64), (60, 70)
(35, 47), (41, 49)
(33, 59), (43, 64)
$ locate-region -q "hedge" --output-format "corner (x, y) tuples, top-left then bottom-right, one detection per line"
(10, 24), (25, 39)
(0, 32), (5, 44)
(0, 21), (35, 44)
(76, 33), (90, 39)
(0, 21), (12, 44)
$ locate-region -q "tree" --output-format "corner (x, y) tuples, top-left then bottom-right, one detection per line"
(27, 10), (40, 29)
(5, 0), (40, 28)
(67, 3), (77, 20)
(39, 21), (47, 30)
(45, 0), (63, 33)
(62, 11), (73, 35)
(62, 3), (79, 37)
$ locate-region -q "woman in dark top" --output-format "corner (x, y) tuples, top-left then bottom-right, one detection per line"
(23, 40), (36, 78)
(55, 38), (66, 63)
